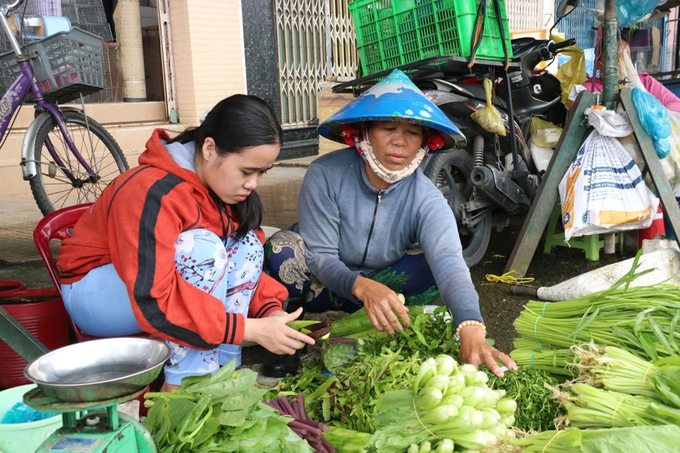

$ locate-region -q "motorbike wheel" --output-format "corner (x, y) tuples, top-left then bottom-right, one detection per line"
(423, 150), (492, 267)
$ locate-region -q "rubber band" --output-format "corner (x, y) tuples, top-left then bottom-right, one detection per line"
(641, 363), (654, 392)
(542, 430), (563, 453)
(485, 270), (535, 284)
(611, 395), (631, 427)
(530, 350), (535, 370)
(534, 316), (543, 349)
(412, 397), (439, 438)
(542, 302), (549, 317)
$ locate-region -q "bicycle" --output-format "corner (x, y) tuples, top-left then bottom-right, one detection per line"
(0, 0), (128, 215)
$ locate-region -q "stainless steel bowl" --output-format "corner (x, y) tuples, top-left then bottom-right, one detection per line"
(24, 337), (171, 403)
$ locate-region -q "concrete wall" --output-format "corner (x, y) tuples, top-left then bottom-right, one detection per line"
(169, 0), (247, 126)
(318, 81), (354, 155)
(0, 1), (249, 199)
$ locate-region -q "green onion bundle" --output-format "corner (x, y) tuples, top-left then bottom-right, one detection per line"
(557, 383), (657, 428)
(552, 382), (680, 429)
(512, 282), (680, 377)
(510, 348), (576, 377)
(571, 343), (680, 410)
(511, 425), (680, 453)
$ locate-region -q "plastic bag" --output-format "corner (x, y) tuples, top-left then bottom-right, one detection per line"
(632, 86), (671, 158)
(585, 106), (633, 137)
(471, 78), (506, 136)
(1, 401), (54, 424)
(621, 49), (643, 90)
(554, 36), (587, 107)
(617, 133), (677, 193)
(530, 117), (562, 148)
(618, 0), (658, 26)
(530, 142), (554, 173)
(559, 130), (659, 241)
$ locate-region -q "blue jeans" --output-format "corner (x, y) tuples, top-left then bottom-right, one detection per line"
(62, 228), (263, 385)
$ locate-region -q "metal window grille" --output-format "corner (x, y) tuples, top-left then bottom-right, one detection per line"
(327, 0), (357, 78)
(275, 0), (327, 126)
(507, 0), (544, 32)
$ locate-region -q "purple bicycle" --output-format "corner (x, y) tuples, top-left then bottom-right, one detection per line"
(0, 0), (127, 215)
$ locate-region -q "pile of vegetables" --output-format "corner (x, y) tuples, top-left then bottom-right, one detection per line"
(143, 361), (313, 452)
(540, 343), (680, 429)
(310, 346), (424, 433)
(263, 394), (335, 452)
(511, 425), (680, 452)
(571, 343), (680, 404)
(367, 355), (517, 452)
(488, 367), (562, 432)
(268, 306), (463, 434)
(511, 277), (680, 376)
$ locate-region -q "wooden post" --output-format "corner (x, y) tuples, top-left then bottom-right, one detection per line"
(504, 91), (598, 276)
(620, 88), (680, 244)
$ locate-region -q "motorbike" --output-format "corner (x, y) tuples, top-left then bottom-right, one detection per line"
(333, 0), (579, 266)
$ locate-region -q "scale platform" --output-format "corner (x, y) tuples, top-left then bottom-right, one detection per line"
(24, 387), (156, 453)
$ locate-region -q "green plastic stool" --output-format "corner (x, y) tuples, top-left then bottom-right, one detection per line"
(543, 205), (617, 261)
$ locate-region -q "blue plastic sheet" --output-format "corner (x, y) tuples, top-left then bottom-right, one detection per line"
(632, 87), (671, 158)
(618, 0), (660, 26)
(1, 401), (54, 424)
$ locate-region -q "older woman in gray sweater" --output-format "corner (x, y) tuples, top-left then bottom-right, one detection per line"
(265, 69), (516, 378)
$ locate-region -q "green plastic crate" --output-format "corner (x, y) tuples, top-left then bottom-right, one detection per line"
(348, 0), (402, 75)
(349, 0), (513, 76)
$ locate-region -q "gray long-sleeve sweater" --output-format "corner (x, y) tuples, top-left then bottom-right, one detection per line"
(297, 148), (483, 326)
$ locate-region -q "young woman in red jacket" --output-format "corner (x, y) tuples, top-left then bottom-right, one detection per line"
(58, 95), (313, 391)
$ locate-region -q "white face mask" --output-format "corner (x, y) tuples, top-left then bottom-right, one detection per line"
(357, 131), (426, 184)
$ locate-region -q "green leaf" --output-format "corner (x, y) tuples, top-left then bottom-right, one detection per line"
(581, 425), (680, 453)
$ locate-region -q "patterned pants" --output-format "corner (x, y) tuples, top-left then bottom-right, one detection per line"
(264, 230), (441, 312)
(62, 228), (263, 385)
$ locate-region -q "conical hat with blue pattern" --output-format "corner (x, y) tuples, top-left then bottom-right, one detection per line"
(318, 69), (465, 149)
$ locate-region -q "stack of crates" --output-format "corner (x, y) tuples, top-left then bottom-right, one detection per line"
(349, 0), (513, 76)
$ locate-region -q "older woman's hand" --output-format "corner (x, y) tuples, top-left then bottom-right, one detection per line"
(458, 324), (517, 377)
(352, 276), (410, 334)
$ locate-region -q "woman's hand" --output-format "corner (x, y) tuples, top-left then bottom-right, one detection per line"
(458, 324), (517, 377)
(352, 276), (410, 334)
(243, 307), (314, 355)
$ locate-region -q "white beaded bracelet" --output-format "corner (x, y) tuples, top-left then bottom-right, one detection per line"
(455, 320), (486, 338)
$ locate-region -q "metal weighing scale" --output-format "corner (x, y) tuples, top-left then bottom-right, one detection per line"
(0, 305), (165, 453)
(23, 386), (156, 453)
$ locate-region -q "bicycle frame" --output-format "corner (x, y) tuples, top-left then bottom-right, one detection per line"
(0, 1), (97, 183)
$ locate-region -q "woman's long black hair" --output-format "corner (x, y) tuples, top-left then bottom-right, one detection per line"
(170, 95), (283, 241)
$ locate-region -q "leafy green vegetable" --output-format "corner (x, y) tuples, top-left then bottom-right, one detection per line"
(323, 341), (359, 374)
(314, 347), (422, 433)
(511, 425), (680, 452)
(322, 426), (371, 453)
(359, 307), (460, 361)
(488, 367), (563, 432)
(143, 361), (313, 452)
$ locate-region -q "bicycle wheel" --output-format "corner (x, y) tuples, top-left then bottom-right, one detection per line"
(29, 110), (128, 215)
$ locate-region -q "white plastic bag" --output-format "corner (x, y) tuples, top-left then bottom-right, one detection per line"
(559, 130), (659, 241)
(585, 106), (633, 137)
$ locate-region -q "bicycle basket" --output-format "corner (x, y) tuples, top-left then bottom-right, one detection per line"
(0, 28), (104, 103)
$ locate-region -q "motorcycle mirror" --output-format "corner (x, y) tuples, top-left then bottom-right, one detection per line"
(556, 0), (579, 18)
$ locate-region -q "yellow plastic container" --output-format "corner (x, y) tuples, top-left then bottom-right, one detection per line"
(0, 384), (62, 453)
